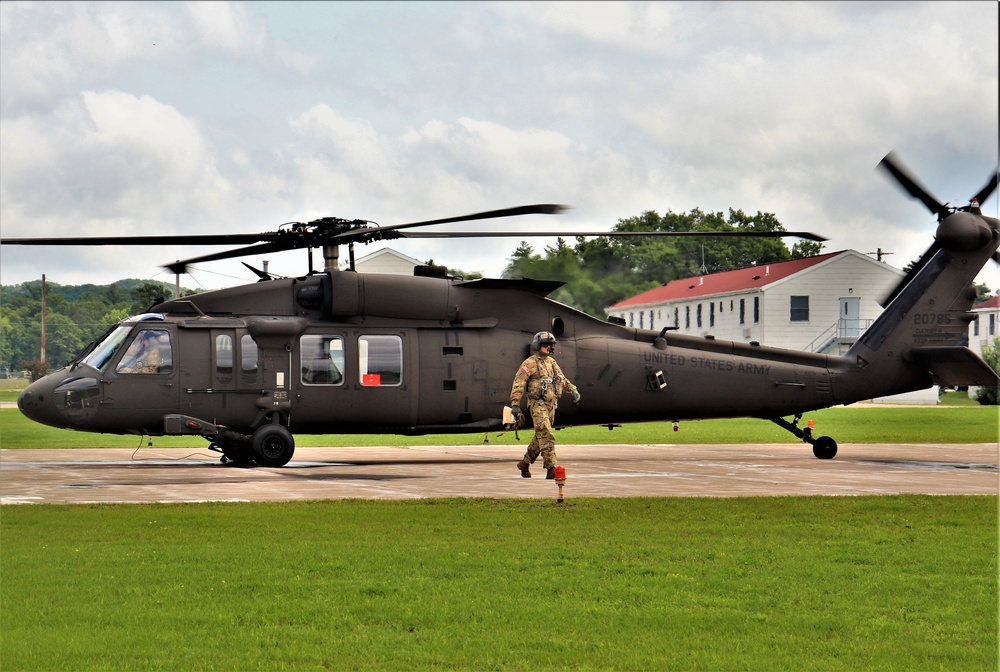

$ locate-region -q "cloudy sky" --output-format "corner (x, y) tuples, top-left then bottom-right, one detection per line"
(1, 1), (998, 294)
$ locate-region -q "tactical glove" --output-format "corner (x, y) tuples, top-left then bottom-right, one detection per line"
(511, 404), (521, 419)
(572, 389), (581, 404)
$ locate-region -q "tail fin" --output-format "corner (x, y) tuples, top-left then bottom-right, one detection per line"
(842, 211), (999, 397)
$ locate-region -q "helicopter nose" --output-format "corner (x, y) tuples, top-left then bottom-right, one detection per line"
(17, 376), (68, 429)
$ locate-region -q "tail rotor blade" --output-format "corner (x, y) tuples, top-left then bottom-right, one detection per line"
(878, 152), (947, 218)
(972, 170), (999, 206)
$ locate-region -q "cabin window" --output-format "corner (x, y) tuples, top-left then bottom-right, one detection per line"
(696, 304), (702, 328)
(241, 334), (259, 385)
(359, 335), (402, 386)
(790, 296), (810, 322)
(301, 335), (345, 385)
(685, 306), (690, 329)
(754, 296), (760, 323)
(215, 334), (233, 385)
(990, 315), (996, 336)
(972, 319), (979, 336)
(115, 329), (172, 375)
(673, 307), (679, 328)
(739, 299), (745, 325)
(709, 302), (715, 327)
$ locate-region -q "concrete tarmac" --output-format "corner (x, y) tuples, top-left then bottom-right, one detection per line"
(1, 442), (997, 504)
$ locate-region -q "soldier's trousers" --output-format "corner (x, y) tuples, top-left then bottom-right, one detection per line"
(523, 400), (558, 469)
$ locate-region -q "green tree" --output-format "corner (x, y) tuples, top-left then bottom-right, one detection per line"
(0, 314), (13, 372)
(502, 208), (800, 318)
(974, 336), (1000, 405)
(44, 312), (88, 367)
(130, 281), (174, 314)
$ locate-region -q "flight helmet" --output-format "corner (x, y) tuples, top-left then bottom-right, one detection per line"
(532, 331), (557, 353)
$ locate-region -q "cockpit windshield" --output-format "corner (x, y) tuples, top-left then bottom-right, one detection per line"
(81, 314), (164, 372)
(82, 325), (132, 372)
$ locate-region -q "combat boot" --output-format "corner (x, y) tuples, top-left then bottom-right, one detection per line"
(516, 460), (531, 478)
(546, 466), (556, 479)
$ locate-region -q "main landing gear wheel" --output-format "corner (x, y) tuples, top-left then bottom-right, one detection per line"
(812, 436), (838, 460)
(252, 424), (295, 467)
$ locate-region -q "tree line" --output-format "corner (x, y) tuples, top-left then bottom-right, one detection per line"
(0, 279), (192, 377)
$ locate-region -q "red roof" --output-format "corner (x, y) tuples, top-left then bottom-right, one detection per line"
(974, 296), (1000, 310)
(609, 251), (848, 309)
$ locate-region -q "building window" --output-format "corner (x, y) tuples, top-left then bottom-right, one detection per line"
(709, 302), (715, 327)
(973, 319), (979, 336)
(754, 296), (760, 324)
(685, 306), (690, 329)
(990, 314), (996, 336)
(696, 304), (702, 328)
(790, 296), (810, 322)
(649, 310), (654, 330)
(739, 299), (745, 325)
(674, 307), (679, 328)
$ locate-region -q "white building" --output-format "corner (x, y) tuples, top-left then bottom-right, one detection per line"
(349, 248), (423, 274)
(967, 295), (1000, 399)
(606, 250), (939, 404)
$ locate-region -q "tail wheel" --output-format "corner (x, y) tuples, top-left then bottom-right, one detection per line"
(251, 424), (295, 467)
(812, 436), (838, 460)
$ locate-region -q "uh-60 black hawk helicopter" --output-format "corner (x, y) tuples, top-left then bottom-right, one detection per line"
(5, 153), (999, 467)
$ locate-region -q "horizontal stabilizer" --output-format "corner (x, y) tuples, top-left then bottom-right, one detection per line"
(908, 347), (1000, 387)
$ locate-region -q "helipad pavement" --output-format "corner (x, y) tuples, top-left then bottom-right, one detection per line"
(1, 442), (996, 504)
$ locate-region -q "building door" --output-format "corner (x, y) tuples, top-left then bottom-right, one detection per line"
(839, 297), (861, 337)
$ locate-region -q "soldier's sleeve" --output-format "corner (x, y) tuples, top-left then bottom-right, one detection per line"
(553, 360), (577, 396)
(510, 358), (534, 406)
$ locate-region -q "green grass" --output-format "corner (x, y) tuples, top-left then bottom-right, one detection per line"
(1, 403), (997, 449)
(1, 496), (996, 671)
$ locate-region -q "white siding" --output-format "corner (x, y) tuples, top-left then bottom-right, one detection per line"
(761, 253), (900, 349)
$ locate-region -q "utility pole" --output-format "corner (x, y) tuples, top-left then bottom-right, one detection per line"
(40, 274), (47, 364)
(867, 248), (893, 263)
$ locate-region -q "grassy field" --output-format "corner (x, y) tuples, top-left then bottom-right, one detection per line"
(1, 402), (997, 449)
(2, 380), (997, 670)
(2, 496), (996, 671)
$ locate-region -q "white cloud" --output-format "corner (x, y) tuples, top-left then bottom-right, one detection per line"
(0, 1), (997, 291)
(184, 0), (267, 57)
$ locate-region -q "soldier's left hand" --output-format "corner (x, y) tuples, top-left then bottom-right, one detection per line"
(572, 389), (581, 404)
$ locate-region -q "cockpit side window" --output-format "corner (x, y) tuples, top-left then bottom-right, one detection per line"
(116, 329), (173, 375)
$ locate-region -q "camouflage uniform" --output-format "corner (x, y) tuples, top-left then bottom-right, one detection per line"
(510, 349), (578, 471)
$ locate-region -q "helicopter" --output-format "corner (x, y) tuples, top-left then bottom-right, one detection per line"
(4, 153), (998, 467)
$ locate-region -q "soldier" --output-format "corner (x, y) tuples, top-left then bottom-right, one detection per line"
(509, 331), (581, 479)
(118, 331), (164, 374)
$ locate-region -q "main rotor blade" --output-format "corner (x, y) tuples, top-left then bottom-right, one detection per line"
(396, 230), (828, 242)
(877, 152), (947, 218)
(333, 204), (570, 240)
(164, 241), (298, 274)
(0, 233), (281, 246)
